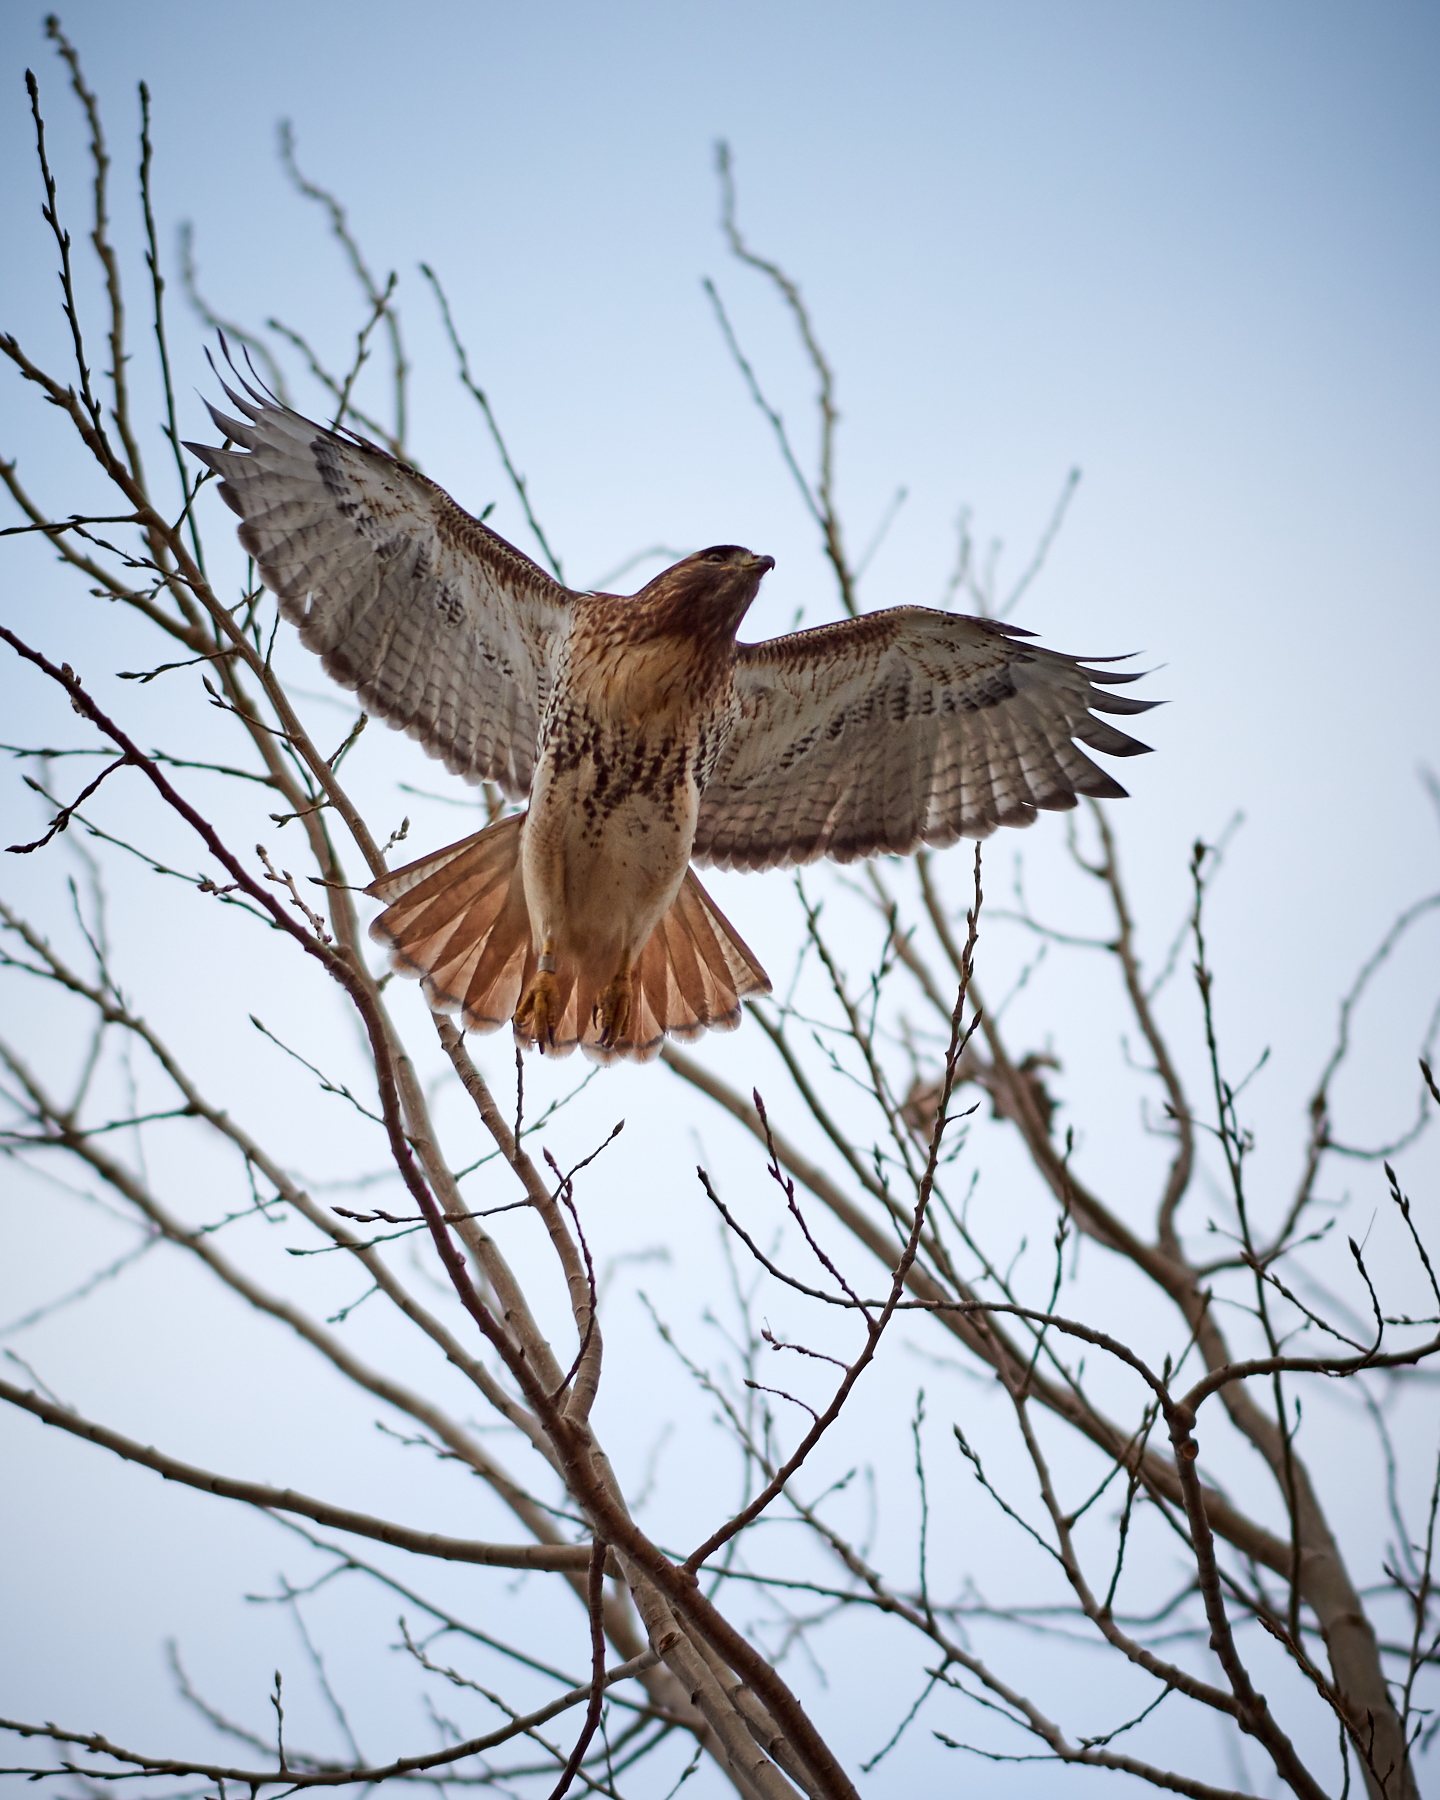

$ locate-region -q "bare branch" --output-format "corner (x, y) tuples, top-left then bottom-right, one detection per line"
(0, 1644), (661, 1789)
(0, 1376), (607, 1573)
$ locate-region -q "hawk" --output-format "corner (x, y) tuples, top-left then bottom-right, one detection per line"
(190, 380), (1155, 1063)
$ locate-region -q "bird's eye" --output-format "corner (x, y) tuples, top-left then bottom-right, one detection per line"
(703, 549), (727, 564)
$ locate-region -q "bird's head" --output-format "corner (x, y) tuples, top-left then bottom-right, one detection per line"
(636, 544), (775, 639)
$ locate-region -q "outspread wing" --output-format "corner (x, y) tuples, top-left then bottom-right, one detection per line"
(692, 608), (1157, 870)
(186, 379), (571, 798)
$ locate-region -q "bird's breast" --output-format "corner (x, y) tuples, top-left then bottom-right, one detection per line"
(538, 627), (737, 807)
(540, 706), (700, 833)
(568, 627), (724, 721)
(520, 621), (738, 961)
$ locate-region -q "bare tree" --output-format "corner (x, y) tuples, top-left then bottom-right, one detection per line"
(3, 27), (1438, 1800)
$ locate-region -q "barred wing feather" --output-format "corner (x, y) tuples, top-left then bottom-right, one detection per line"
(691, 608), (1156, 870)
(186, 382), (571, 799)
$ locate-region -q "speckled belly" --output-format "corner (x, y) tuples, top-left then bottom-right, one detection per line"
(520, 748), (699, 970)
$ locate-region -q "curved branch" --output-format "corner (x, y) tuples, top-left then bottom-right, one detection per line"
(0, 1378), (604, 1573)
(0, 1647), (661, 1789)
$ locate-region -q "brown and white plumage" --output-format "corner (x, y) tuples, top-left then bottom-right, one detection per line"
(693, 609), (1153, 869)
(194, 382), (567, 798)
(189, 376), (1156, 1063)
(365, 814), (768, 1063)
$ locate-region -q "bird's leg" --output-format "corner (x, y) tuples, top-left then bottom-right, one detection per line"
(594, 953), (633, 1049)
(515, 945), (561, 1052)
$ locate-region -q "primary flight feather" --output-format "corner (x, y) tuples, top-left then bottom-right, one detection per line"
(189, 376), (1155, 1063)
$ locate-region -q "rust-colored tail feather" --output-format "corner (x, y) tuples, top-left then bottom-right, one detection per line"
(366, 814), (770, 1063)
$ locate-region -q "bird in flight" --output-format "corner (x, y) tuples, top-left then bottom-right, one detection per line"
(190, 379), (1155, 1063)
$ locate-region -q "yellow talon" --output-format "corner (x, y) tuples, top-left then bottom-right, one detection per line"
(594, 970), (633, 1048)
(515, 969), (561, 1052)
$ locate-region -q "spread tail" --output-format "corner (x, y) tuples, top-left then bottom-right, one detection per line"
(366, 813), (533, 1033)
(366, 814), (771, 1063)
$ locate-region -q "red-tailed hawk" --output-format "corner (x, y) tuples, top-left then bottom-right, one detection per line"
(190, 382), (1155, 1063)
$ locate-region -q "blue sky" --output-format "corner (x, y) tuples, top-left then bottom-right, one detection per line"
(2, 3), (1438, 1792)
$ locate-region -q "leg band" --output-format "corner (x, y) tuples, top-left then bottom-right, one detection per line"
(537, 951), (557, 974)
